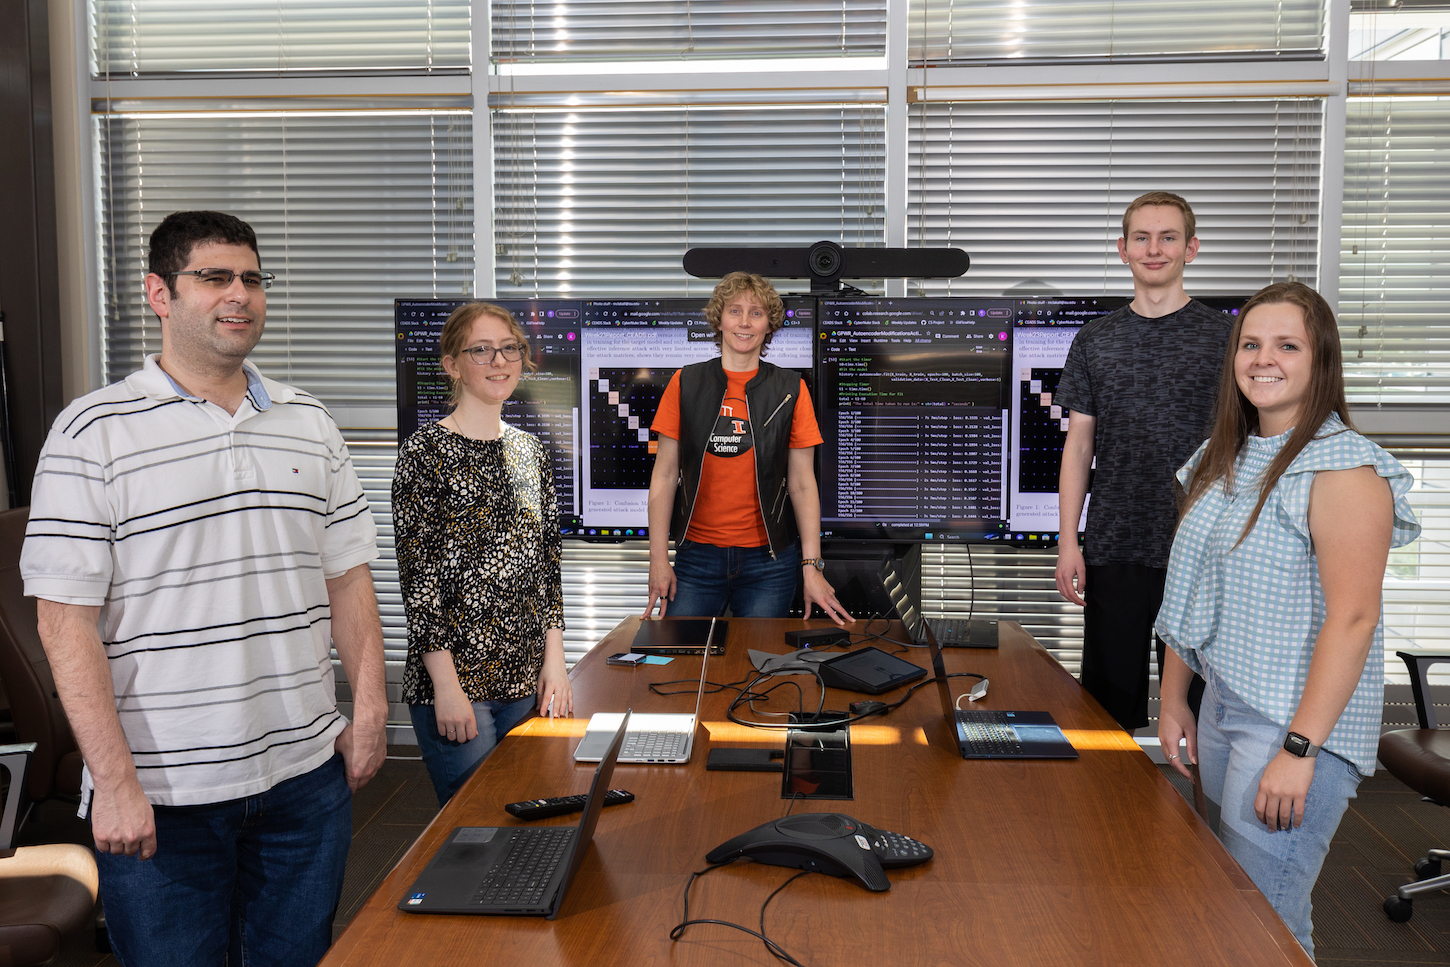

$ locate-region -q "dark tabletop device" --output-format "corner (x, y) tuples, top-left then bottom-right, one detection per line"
(705, 813), (932, 892)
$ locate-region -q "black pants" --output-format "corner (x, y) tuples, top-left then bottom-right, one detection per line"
(1080, 563), (1204, 732)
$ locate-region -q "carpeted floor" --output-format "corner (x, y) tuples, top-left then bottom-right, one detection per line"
(20, 754), (1450, 965)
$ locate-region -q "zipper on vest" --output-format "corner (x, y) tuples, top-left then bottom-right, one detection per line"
(745, 393), (777, 559)
(760, 393), (792, 429)
(677, 382), (722, 540)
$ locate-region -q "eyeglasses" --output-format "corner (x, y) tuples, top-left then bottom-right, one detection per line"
(460, 344), (526, 364)
(168, 269), (276, 290)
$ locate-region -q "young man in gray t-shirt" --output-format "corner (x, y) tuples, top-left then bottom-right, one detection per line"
(1054, 191), (1230, 733)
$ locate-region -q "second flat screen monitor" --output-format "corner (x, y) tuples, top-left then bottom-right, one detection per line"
(816, 298), (1012, 542)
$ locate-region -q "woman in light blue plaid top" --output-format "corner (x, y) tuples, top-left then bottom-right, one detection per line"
(1155, 282), (1419, 958)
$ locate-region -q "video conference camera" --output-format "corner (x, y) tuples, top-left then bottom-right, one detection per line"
(683, 241), (969, 294)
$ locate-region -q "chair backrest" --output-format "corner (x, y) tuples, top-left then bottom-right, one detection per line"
(1398, 651), (1450, 731)
(0, 507), (81, 801)
(0, 742), (36, 852)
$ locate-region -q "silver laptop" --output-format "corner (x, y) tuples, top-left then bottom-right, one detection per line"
(574, 617), (717, 764)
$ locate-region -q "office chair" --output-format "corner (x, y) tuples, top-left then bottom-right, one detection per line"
(0, 507), (83, 805)
(0, 742), (99, 965)
(1379, 651), (1450, 923)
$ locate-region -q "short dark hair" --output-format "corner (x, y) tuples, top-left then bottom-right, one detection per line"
(148, 212), (261, 294)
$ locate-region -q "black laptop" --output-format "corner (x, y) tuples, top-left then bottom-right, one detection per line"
(905, 609), (999, 649)
(630, 617), (729, 655)
(927, 628), (1077, 760)
(398, 711), (631, 917)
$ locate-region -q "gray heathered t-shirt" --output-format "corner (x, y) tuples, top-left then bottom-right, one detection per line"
(1054, 299), (1232, 569)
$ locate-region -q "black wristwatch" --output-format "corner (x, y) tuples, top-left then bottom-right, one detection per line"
(1282, 732), (1321, 758)
(801, 557), (826, 572)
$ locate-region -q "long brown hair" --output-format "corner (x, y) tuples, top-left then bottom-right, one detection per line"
(1181, 282), (1354, 545)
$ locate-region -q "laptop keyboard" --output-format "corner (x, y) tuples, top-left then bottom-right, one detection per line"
(956, 710), (1023, 755)
(471, 827), (573, 907)
(621, 730), (687, 760)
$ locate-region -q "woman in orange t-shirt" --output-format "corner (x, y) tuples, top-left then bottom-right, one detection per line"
(643, 272), (850, 624)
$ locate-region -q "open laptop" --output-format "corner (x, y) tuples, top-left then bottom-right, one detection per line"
(574, 619), (715, 764)
(927, 623), (1077, 760)
(907, 609), (999, 648)
(399, 711), (631, 917)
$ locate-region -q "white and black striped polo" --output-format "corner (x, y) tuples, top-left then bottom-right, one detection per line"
(21, 356), (378, 810)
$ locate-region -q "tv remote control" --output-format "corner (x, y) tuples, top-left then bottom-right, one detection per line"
(505, 789), (635, 820)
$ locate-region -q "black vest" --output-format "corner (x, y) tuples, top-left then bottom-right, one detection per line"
(670, 357), (800, 557)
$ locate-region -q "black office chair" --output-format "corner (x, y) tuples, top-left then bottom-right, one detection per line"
(1379, 651), (1450, 923)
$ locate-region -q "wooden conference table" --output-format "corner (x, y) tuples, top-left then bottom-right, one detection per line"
(323, 618), (1311, 967)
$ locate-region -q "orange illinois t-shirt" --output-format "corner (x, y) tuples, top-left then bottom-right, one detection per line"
(651, 368), (823, 547)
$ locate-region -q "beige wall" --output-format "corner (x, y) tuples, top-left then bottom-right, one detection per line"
(48, 0), (93, 405)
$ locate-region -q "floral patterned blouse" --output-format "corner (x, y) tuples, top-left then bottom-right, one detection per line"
(394, 421), (564, 704)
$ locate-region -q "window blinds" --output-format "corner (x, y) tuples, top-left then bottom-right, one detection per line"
(490, 0), (888, 63)
(906, 98), (1323, 297)
(1340, 95), (1450, 403)
(491, 101), (887, 296)
(90, 0), (470, 75)
(908, 0), (1325, 64)
(96, 108), (474, 420)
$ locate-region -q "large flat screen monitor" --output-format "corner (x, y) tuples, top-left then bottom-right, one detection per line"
(394, 298), (584, 533)
(576, 297), (814, 538)
(816, 297), (1013, 543)
(395, 296), (814, 539)
(1005, 295), (1245, 546)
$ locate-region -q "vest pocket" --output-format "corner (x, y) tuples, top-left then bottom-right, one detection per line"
(770, 479), (789, 522)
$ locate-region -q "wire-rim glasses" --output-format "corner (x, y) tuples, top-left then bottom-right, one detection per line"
(168, 269), (276, 290)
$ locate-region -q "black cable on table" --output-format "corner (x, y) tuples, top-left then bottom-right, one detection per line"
(670, 864), (811, 967)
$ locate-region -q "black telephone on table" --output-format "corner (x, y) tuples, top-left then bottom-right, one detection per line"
(704, 813), (932, 892)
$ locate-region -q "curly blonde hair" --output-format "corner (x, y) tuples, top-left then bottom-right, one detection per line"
(703, 272), (786, 356)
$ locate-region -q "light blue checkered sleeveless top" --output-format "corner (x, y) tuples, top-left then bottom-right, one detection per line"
(1156, 414), (1419, 775)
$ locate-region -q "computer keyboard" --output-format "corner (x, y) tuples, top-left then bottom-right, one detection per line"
(621, 730), (687, 759)
(471, 827), (573, 906)
(928, 617), (998, 647)
(956, 710), (1023, 755)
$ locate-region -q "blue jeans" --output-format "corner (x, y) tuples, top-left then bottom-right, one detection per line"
(668, 540), (800, 618)
(410, 695), (536, 806)
(93, 754), (351, 967)
(1196, 666), (1361, 959)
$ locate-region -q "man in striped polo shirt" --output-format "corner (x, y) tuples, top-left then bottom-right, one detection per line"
(22, 211), (388, 966)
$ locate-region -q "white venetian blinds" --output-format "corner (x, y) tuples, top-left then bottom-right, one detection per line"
(490, 0), (888, 63)
(906, 98), (1324, 296)
(96, 108), (474, 422)
(1340, 95), (1450, 404)
(90, 0), (470, 74)
(491, 100), (887, 296)
(908, 0), (1325, 63)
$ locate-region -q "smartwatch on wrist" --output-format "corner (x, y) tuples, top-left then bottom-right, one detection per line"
(1282, 732), (1321, 758)
(801, 557), (826, 572)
